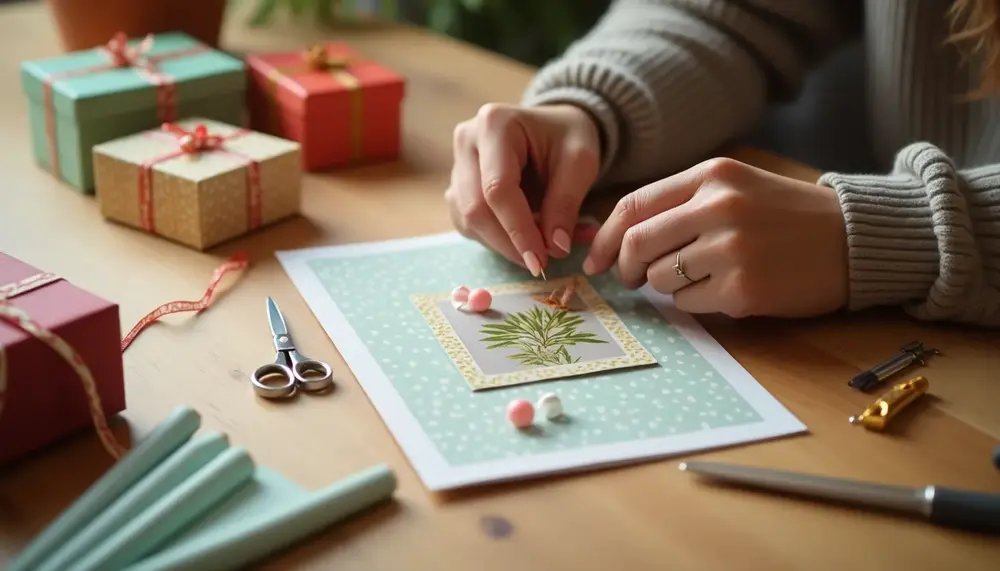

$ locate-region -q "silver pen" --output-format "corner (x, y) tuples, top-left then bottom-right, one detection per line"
(679, 461), (1000, 534)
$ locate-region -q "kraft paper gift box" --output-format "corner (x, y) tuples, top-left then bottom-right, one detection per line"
(20, 32), (247, 193)
(93, 118), (302, 251)
(0, 252), (125, 464)
(246, 43), (405, 171)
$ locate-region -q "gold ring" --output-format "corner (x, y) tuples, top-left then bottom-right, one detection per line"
(673, 251), (693, 282)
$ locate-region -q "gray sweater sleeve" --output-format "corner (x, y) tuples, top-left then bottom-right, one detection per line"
(519, 0), (1000, 326)
(819, 144), (1000, 328)
(520, 0), (849, 185)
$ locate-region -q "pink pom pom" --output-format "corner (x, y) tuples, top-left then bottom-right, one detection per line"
(506, 399), (535, 428)
(466, 288), (492, 313)
(451, 286), (470, 304)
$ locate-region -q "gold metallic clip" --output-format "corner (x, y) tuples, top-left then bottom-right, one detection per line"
(849, 376), (930, 431)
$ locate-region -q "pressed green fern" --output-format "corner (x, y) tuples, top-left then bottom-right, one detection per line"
(479, 305), (606, 367)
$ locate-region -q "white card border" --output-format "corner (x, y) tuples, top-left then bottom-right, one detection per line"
(277, 232), (807, 491)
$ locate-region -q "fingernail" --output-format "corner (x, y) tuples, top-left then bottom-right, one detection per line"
(583, 257), (596, 275)
(523, 251), (542, 277)
(552, 228), (571, 254)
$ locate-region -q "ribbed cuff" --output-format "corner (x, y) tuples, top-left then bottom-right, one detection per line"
(520, 86), (620, 182)
(817, 143), (978, 318)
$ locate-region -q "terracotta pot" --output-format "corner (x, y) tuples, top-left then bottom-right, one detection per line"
(48, 0), (228, 52)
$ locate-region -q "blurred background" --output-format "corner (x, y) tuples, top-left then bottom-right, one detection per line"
(237, 0), (611, 67)
(34, 0), (611, 71)
(32, 0), (873, 172)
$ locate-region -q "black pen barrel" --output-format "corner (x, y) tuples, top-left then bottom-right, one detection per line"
(927, 486), (1000, 534)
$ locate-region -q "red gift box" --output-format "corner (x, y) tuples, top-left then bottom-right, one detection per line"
(0, 253), (125, 463)
(246, 43), (406, 171)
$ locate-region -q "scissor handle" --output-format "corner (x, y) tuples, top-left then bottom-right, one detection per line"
(251, 363), (297, 399)
(291, 359), (334, 393)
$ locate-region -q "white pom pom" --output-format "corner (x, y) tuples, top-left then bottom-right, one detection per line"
(537, 393), (563, 420)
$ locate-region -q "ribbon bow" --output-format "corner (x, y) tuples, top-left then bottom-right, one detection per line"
(162, 123), (225, 154)
(302, 44), (351, 71)
(104, 32), (156, 69)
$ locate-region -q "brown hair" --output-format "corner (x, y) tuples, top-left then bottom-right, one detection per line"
(947, 0), (1000, 98)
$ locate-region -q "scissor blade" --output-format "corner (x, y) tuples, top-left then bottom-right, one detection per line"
(266, 296), (288, 336)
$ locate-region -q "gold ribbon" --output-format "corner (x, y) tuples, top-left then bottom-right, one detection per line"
(0, 273), (63, 417)
(265, 43), (364, 162)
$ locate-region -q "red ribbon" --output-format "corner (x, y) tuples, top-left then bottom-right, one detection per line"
(121, 253), (250, 352)
(43, 32), (208, 182)
(0, 253), (250, 459)
(138, 123), (263, 234)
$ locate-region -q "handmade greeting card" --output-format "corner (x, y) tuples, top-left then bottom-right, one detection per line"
(277, 233), (807, 491)
(411, 276), (657, 390)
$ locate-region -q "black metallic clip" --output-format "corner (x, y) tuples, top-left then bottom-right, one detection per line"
(848, 341), (940, 392)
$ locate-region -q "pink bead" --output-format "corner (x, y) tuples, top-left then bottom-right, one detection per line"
(451, 286), (470, 304)
(466, 288), (492, 312)
(506, 399), (535, 428)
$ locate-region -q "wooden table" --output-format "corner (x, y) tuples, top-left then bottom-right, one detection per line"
(1, 2), (998, 569)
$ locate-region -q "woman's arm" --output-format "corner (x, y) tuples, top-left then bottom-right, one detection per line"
(820, 143), (1000, 328)
(521, 0), (853, 186)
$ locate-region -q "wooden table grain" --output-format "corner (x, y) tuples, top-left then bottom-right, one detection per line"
(1, 2), (998, 569)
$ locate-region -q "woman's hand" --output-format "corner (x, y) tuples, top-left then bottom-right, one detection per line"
(584, 158), (849, 318)
(445, 103), (601, 276)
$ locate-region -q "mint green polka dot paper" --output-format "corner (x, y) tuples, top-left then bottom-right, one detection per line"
(277, 233), (805, 490)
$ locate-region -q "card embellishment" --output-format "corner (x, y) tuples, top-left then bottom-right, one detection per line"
(411, 276), (658, 390)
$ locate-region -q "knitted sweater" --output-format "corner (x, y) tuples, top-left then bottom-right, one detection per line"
(521, 0), (1000, 327)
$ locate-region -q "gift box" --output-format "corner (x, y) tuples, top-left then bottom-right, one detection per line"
(246, 43), (405, 171)
(20, 32), (247, 193)
(0, 253), (125, 464)
(93, 118), (302, 251)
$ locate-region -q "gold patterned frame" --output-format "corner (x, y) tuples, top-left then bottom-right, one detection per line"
(410, 276), (658, 391)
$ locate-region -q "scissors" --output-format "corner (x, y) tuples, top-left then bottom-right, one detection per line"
(251, 296), (335, 399)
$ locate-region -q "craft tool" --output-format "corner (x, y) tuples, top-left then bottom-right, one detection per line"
(679, 461), (1000, 534)
(8, 406), (201, 571)
(849, 341), (939, 391)
(127, 464), (398, 571)
(251, 296), (335, 399)
(849, 376), (930, 431)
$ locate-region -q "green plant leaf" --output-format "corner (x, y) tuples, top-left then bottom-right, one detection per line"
(288, 0), (311, 17)
(316, 0), (338, 25)
(380, 0), (399, 19)
(427, 0), (460, 33)
(248, 0), (281, 26)
(480, 323), (520, 333)
(478, 303), (609, 369)
(460, 0), (486, 12)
